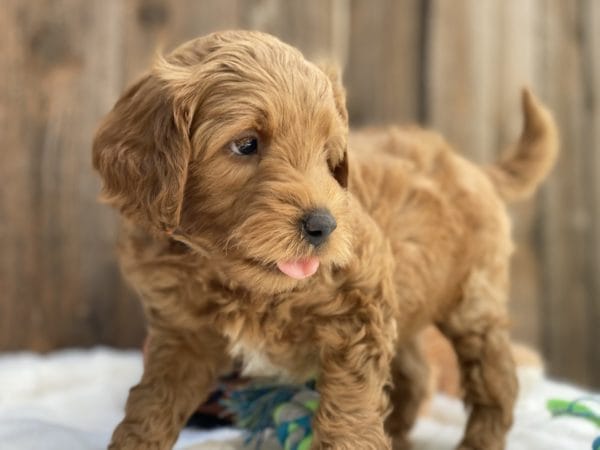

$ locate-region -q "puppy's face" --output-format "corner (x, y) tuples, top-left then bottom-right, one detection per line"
(93, 31), (352, 293)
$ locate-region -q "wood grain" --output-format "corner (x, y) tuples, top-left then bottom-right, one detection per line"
(426, 0), (545, 350)
(0, 0), (597, 387)
(535, 0), (598, 386)
(344, 0), (423, 125)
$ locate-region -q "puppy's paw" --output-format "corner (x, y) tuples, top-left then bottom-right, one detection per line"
(310, 436), (392, 450)
(109, 426), (166, 450)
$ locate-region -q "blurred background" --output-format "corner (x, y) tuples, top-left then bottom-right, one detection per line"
(0, 0), (598, 389)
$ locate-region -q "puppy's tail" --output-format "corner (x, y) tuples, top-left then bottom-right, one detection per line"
(485, 89), (559, 203)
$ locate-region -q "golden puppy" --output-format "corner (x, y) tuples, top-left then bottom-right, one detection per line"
(93, 30), (558, 450)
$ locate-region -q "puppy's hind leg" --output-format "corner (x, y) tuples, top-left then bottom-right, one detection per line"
(438, 270), (518, 450)
(385, 339), (430, 450)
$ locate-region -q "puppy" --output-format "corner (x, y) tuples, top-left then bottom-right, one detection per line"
(93, 30), (558, 450)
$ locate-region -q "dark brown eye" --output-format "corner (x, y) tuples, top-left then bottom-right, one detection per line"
(229, 136), (258, 155)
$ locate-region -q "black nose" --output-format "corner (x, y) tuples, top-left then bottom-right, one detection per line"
(301, 209), (337, 247)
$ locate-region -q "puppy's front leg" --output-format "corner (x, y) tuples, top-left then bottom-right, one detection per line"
(109, 328), (230, 450)
(312, 314), (395, 450)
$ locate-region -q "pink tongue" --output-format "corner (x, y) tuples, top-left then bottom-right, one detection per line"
(277, 257), (320, 279)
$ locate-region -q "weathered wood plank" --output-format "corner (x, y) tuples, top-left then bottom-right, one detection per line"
(585, 0), (600, 386)
(238, 0), (348, 63)
(0, 0), (36, 350)
(426, 0), (500, 162)
(425, 0), (545, 349)
(0, 0), (145, 351)
(344, 0), (422, 125)
(0, 0), (243, 351)
(493, 0), (542, 350)
(121, 0), (240, 84)
(536, 0), (595, 386)
(0, 0), (597, 388)
(76, 0), (146, 348)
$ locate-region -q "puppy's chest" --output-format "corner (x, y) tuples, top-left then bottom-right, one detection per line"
(221, 308), (319, 382)
(227, 342), (276, 377)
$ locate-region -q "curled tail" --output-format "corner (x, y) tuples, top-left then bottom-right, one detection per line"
(486, 89), (559, 203)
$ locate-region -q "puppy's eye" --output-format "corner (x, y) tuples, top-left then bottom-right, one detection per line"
(229, 136), (258, 156)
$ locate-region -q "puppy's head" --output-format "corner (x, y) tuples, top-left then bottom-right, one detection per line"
(93, 31), (352, 293)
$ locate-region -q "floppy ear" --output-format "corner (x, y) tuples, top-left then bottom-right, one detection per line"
(331, 151), (349, 188)
(92, 73), (192, 232)
(320, 62), (349, 188)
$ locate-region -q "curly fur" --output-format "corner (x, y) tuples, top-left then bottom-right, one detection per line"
(92, 31), (558, 450)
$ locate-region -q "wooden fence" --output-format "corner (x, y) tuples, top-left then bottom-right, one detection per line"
(1, 0), (598, 387)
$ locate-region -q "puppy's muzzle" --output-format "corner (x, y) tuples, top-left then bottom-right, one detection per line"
(301, 209), (337, 247)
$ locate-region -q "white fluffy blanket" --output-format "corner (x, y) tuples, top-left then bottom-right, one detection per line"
(0, 348), (597, 450)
